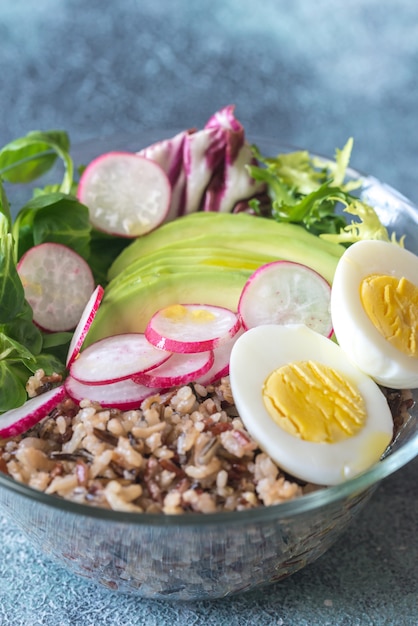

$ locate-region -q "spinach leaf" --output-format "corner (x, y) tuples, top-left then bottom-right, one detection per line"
(34, 351), (66, 375)
(0, 361), (28, 412)
(0, 327), (66, 414)
(40, 331), (72, 366)
(0, 213), (26, 323)
(0, 332), (36, 412)
(0, 176), (12, 228)
(2, 302), (43, 356)
(13, 193), (91, 260)
(89, 229), (131, 284)
(0, 332), (37, 368)
(0, 130), (73, 194)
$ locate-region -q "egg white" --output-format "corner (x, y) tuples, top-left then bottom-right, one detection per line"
(229, 324), (393, 486)
(331, 240), (418, 389)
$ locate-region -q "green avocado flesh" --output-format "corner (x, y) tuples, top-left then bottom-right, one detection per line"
(85, 268), (251, 344)
(108, 212), (343, 279)
(87, 212), (345, 345)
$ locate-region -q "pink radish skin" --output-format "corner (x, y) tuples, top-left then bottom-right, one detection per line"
(17, 242), (95, 333)
(0, 386), (67, 438)
(145, 303), (241, 354)
(66, 285), (104, 367)
(238, 260), (333, 338)
(133, 350), (214, 388)
(70, 333), (171, 385)
(195, 327), (245, 386)
(77, 151), (172, 238)
(64, 376), (160, 411)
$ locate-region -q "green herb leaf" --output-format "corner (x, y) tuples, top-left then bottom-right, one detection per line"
(0, 361), (28, 412)
(0, 130), (73, 194)
(0, 332), (37, 368)
(320, 199), (405, 246)
(89, 229), (132, 284)
(271, 182), (355, 235)
(33, 352), (66, 376)
(249, 138), (362, 236)
(0, 177), (12, 228)
(0, 213), (26, 323)
(2, 309), (43, 356)
(13, 193), (91, 260)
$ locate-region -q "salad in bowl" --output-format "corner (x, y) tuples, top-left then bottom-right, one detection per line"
(0, 106), (416, 599)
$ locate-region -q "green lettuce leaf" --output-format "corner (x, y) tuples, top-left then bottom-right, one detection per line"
(320, 200), (405, 246)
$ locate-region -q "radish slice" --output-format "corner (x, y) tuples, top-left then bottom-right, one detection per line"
(17, 242), (95, 333)
(133, 350), (214, 388)
(64, 375), (159, 410)
(145, 303), (241, 353)
(0, 386), (67, 438)
(77, 151), (172, 237)
(238, 260), (333, 337)
(69, 333), (171, 385)
(195, 327), (245, 385)
(66, 285), (104, 367)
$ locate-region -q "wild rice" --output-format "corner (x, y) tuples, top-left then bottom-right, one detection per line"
(0, 370), (413, 514)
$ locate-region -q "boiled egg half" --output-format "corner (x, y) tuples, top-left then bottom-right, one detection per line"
(229, 324), (393, 485)
(331, 240), (418, 389)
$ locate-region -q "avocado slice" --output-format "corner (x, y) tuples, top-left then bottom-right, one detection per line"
(85, 267), (252, 345)
(105, 246), (278, 299)
(107, 212), (344, 280)
(89, 211), (345, 345)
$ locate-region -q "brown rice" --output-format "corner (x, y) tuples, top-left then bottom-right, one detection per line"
(0, 370), (413, 514)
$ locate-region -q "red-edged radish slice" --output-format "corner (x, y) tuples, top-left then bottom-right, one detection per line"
(66, 285), (104, 367)
(145, 303), (241, 353)
(64, 375), (159, 410)
(77, 151), (172, 237)
(238, 260), (333, 337)
(70, 333), (171, 385)
(195, 327), (245, 385)
(0, 385), (67, 438)
(17, 242), (95, 333)
(133, 350), (214, 388)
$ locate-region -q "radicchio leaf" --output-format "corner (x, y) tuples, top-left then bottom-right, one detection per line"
(137, 105), (265, 218)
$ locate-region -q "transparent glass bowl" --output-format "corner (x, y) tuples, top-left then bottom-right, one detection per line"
(0, 135), (417, 601)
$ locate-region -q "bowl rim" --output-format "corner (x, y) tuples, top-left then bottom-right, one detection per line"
(0, 422), (417, 526)
(1, 133), (417, 527)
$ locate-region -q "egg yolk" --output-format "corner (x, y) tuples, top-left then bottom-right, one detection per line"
(360, 274), (418, 357)
(262, 360), (366, 443)
(161, 304), (216, 323)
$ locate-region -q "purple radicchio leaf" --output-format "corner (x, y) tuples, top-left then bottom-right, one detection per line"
(202, 105), (265, 212)
(137, 129), (191, 220)
(137, 105), (265, 219)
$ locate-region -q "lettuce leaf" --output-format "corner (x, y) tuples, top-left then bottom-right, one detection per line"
(248, 139), (360, 236)
(320, 199), (405, 246)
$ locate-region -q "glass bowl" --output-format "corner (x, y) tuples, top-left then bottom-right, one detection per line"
(0, 134), (417, 601)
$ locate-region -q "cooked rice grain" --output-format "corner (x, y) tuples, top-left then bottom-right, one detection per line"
(0, 372), (413, 514)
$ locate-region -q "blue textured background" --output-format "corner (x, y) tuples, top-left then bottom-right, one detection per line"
(1, 1), (418, 624)
(2, 0), (418, 203)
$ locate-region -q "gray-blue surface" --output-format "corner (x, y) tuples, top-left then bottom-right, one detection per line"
(1, 1), (418, 624)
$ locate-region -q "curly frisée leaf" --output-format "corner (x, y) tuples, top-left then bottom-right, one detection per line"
(250, 145), (325, 196)
(248, 139), (359, 236)
(320, 199), (406, 246)
(311, 137), (360, 190)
